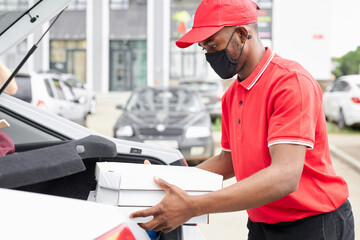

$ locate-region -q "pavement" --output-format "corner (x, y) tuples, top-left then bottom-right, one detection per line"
(328, 134), (360, 172)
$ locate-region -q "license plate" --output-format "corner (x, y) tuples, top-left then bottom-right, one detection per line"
(143, 140), (179, 149)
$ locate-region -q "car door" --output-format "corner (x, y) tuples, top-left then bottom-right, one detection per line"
(50, 78), (82, 123)
(324, 80), (344, 120)
(334, 80), (351, 120)
(60, 81), (87, 123)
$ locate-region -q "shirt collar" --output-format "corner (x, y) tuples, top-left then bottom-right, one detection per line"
(237, 47), (275, 90)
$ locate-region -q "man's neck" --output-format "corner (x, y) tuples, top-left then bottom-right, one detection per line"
(237, 41), (266, 82)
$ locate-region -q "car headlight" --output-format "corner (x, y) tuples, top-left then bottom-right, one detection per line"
(115, 125), (134, 137)
(185, 126), (211, 138)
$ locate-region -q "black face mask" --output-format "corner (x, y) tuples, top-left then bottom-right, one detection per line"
(205, 29), (245, 79)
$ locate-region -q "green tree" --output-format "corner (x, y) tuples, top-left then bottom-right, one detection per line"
(332, 46), (360, 78)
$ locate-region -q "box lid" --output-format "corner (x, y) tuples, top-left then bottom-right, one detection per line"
(95, 162), (223, 192)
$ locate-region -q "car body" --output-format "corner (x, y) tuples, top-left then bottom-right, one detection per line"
(13, 72), (88, 125)
(0, 188), (150, 240)
(323, 75), (360, 128)
(0, 93), (203, 240)
(114, 87), (215, 163)
(179, 79), (224, 122)
(0, 0), (204, 239)
(62, 73), (96, 114)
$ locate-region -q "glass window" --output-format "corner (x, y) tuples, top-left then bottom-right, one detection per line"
(179, 81), (218, 92)
(0, 109), (61, 145)
(127, 88), (203, 112)
(332, 80), (351, 92)
(341, 81), (351, 92)
(170, 40), (208, 80)
(65, 77), (84, 89)
(0, 0), (30, 12)
(12, 75), (32, 103)
(44, 79), (54, 98)
(52, 79), (65, 100)
(50, 40), (86, 83)
(61, 83), (75, 101)
(67, 0), (86, 10)
(109, 40), (147, 91)
(110, 0), (146, 10)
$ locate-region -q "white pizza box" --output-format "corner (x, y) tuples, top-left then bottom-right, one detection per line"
(93, 162), (223, 224)
(95, 162), (223, 192)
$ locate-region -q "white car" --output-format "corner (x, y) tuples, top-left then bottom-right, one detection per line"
(323, 75), (360, 128)
(0, 1), (205, 239)
(62, 73), (96, 114)
(13, 72), (88, 125)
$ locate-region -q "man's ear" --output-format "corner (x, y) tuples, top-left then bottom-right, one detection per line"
(237, 26), (249, 43)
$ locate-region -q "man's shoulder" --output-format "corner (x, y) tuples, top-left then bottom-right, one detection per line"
(270, 54), (313, 80)
(267, 54), (319, 89)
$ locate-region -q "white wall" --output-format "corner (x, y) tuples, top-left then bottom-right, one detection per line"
(330, 0), (360, 58)
(272, 0), (332, 80)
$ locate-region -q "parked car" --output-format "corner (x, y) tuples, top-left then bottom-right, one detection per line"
(0, 94), (203, 240)
(114, 87), (215, 163)
(13, 72), (88, 125)
(179, 79), (224, 122)
(62, 73), (96, 114)
(323, 75), (360, 128)
(0, 0), (204, 239)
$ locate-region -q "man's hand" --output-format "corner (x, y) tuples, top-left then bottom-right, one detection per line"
(129, 177), (196, 233)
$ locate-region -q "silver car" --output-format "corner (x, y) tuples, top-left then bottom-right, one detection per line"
(179, 79), (224, 122)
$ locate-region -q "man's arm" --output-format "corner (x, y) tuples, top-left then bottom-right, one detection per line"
(196, 150), (234, 180)
(130, 144), (306, 232)
(0, 61), (18, 95)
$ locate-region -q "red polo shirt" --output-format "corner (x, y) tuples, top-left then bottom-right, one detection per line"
(221, 48), (349, 223)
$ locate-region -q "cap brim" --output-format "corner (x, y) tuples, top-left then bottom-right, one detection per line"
(175, 26), (224, 48)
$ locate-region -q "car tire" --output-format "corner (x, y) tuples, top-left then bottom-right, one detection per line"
(338, 110), (346, 129)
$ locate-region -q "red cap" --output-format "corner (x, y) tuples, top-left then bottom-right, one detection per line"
(176, 0), (259, 48)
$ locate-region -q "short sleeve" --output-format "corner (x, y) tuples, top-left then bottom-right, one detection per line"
(267, 74), (322, 149)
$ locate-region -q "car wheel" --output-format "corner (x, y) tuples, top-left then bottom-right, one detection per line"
(338, 110), (346, 129)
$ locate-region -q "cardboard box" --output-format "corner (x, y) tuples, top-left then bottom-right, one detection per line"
(93, 162), (223, 224)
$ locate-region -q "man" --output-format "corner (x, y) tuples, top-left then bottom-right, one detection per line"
(131, 0), (354, 239)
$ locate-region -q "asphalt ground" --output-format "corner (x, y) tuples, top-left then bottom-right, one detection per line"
(87, 93), (360, 239)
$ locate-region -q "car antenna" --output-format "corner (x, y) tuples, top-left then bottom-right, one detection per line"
(0, 8), (66, 96)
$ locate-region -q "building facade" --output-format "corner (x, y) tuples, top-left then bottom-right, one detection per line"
(1, 0), (333, 94)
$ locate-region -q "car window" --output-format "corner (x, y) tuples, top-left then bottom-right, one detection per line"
(61, 83), (75, 101)
(0, 109), (62, 145)
(52, 79), (65, 100)
(331, 80), (350, 92)
(180, 81), (219, 92)
(44, 79), (55, 98)
(12, 75), (32, 103)
(339, 81), (351, 92)
(65, 77), (84, 89)
(127, 89), (203, 112)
